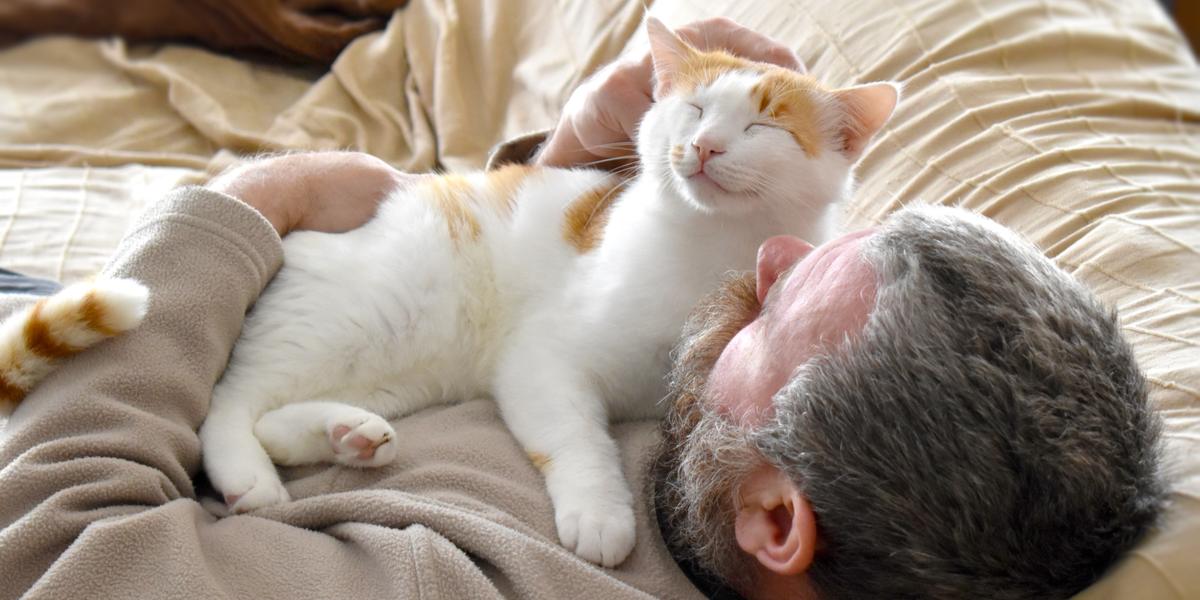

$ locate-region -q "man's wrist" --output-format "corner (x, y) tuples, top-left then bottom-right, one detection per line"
(240, 193), (295, 238)
(207, 158), (309, 238)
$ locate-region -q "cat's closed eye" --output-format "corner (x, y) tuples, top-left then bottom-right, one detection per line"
(744, 122), (775, 134)
(687, 103), (703, 119)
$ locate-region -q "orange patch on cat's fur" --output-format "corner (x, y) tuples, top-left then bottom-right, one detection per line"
(486, 164), (535, 216)
(23, 300), (74, 359)
(427, 175), (481, 242)
(752, 71), (824, 157)
(563, 179), (622, 253)
(527, 451), (552, 472)
(0, 374), (26, 410)
(80, 290), (118, 336)
(675, 46), (824, 158)
(675, 48), (763, 92)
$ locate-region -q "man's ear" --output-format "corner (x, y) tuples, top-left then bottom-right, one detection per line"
(833, 82), (900, 161)
(734, 466), (818, 576)
(645, 16), (695, 99)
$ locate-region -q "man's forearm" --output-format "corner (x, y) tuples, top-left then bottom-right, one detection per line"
(0, 187), (283, 596)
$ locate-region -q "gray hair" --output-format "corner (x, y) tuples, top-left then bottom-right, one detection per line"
(753, 205), (1164, 599)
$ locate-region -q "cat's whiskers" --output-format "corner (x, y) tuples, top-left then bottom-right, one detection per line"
(736, 171), (778, 199)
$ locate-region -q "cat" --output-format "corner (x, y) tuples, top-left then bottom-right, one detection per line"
(0, 278), (148, 415)
(0, 17), (897, 568)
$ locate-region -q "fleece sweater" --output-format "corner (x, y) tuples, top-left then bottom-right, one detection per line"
(0, 187), (703, 600)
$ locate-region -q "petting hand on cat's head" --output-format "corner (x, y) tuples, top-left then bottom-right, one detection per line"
(208, 151), (417, 237)
(536, 17), (805, 169)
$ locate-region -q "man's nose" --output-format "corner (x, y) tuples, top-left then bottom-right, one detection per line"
(692, 135), (726, 167)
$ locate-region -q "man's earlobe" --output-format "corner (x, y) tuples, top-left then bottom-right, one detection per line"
(734, 466), (817, 576)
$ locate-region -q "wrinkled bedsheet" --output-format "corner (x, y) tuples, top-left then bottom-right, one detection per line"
(0, 0), (1197, 596)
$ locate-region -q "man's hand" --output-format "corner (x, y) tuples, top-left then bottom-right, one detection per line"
(209, 151), (417, 237)
(536, 17), (804, 169)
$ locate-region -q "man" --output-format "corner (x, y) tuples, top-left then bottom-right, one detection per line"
(652, 212), (1163, 599)
(0, 20), (1162, 600)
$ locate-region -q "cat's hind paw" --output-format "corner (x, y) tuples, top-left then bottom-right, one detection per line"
(224, 474), (290, 514)
(329, 414), (398, 468)
(555, 496), (637, 568)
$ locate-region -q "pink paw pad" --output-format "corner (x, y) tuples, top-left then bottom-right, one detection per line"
(330, 421), (395, 463)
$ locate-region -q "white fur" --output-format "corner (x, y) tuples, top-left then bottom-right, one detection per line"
(200, 68), (868, 567)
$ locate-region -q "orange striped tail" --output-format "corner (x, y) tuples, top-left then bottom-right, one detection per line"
(0, 278), (148, 416)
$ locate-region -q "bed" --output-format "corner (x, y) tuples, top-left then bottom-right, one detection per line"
(0, 0), (1196, 596)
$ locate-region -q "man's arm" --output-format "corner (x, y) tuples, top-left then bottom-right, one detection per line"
(0, 153), (454, 599)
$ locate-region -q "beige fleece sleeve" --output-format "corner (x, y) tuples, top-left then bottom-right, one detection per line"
(0, 187), (490, 600)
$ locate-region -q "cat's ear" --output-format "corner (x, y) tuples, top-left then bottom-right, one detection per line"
(646, 17), (696, 99)
(833, 82), (900, 160)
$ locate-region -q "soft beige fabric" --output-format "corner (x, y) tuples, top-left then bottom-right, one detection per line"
(0, 0), (1197, 596)
(0, 187), (698, 599)
(0, 166), (199, 282)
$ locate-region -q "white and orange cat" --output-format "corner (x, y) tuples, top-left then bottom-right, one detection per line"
(0, 19), (897, 567)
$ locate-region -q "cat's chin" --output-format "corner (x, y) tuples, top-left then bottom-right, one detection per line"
(674, 180), (757, 217)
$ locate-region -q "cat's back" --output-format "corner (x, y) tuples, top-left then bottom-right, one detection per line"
(232, 164), (624, 401)
(276, 163), (622, 292)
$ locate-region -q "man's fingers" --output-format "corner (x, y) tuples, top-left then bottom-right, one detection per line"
(593, 62), (655, 143)
(728, 27), (804, 71)
(677, 17), (805, 72)
(535, 121), (591, 168)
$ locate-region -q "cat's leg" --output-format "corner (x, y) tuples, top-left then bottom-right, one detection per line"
(254, 400), (398, 468)
(493, 343), (636, 568)
(199, 382), (290, 513)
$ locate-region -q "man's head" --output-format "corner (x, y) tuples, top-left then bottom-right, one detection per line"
(653, 205), (1164, 599)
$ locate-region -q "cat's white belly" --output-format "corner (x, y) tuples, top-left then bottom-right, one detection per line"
(223, 196), (507, 420)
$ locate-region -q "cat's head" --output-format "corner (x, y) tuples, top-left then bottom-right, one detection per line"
(637, 18), (899, 218)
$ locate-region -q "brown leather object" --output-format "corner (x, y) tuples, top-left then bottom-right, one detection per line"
(0, 0), (408, 65)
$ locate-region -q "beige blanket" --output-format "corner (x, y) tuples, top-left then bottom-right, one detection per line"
(0, 0), (1197, 596)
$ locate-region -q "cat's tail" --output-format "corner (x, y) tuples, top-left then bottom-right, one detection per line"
(0, 278), (148, 416)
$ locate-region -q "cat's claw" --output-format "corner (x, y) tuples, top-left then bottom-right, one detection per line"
(555, 497), (637, 568)
(328, 414), (398, 467)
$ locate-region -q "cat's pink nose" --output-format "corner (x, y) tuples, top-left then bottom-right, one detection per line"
(692, 137), (726, 168)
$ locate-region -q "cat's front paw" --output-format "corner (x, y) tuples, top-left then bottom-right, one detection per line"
(224, 474), (290, 514)
(328, 414), (398, 468)
(555, 495), (637, 568)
